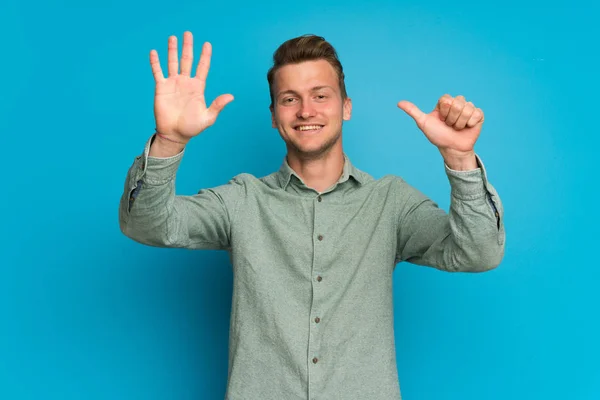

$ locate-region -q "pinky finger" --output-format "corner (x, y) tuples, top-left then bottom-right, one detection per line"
(466, 108), (484, 128)
(150, 50), (165, 83)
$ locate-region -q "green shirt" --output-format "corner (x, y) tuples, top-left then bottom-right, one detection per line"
(119, 134), (505, 400)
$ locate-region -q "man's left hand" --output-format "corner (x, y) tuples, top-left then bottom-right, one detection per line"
(398, 94), (484, 170)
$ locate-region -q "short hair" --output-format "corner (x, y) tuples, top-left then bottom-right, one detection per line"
(267, 34), (348, 108)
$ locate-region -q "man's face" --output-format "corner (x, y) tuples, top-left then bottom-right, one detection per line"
(271, 59), (352, 159)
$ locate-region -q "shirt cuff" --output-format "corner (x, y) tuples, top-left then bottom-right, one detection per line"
(134, 133), (185, 185)
(445, 154), (489, 200)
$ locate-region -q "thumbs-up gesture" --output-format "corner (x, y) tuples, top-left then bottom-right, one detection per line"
(398, 95), (484, 170)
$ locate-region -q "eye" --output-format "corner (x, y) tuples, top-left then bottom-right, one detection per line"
(282, 97), (297, 105)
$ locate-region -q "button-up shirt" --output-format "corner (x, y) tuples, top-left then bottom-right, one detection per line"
(119, 134), (505, 400)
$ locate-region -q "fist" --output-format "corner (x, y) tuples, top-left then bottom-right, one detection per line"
(436, 94), (484, 130)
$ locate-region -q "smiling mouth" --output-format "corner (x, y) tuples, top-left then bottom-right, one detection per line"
(295, 124), (324, 133)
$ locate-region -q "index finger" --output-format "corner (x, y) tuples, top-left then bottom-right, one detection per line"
(435, 94), (453, 120)
(194, 42), (212, 85)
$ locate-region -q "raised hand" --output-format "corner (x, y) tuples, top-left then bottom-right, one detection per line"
(398, 95), (484, 170)
(150, 31), (234, 144)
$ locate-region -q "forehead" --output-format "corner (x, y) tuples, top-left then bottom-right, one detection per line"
(274, 59), (338, 94)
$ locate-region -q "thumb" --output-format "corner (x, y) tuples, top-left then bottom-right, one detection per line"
(207, 94), (235, 120)
(397, 100), (426, 126)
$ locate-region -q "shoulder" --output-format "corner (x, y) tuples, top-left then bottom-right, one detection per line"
(355, 167), (408, 190)
(362, 172), (429, 204)
(212, 171), (282, 192)
(349, 162), (409, 188)
(235, 171), (282, 191)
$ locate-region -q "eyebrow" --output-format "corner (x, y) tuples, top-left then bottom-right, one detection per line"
(276, 85), (335, 99)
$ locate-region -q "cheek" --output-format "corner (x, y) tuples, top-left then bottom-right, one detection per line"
(275, 109), (296, 126)
(320, 102), (341, 117)
(323, 108), (341, 125)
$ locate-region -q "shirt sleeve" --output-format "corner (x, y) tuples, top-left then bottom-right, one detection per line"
(118, 134), (245, 250)
(395, 154), (505, 272)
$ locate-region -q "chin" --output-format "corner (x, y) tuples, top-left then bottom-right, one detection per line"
(290, 135), (341, 159)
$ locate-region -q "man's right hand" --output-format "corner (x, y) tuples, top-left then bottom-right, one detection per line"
(149, 31), (234, 151)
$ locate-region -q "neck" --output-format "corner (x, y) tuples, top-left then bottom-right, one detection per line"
(286, 145), (345, 193)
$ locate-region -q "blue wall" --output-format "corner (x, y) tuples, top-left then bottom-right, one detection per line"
(2, 0), (598, 399)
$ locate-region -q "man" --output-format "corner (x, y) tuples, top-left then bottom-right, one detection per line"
(119, 31), (505, 400)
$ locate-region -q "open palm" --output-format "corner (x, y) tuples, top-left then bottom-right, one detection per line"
(150, 32), (233, 142)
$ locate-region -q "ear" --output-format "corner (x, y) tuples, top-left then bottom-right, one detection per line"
(343, 97), (352, 121)
(270, 105), (276, 128)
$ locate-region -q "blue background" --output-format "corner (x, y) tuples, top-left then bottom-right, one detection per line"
(2, 0), (598, 399)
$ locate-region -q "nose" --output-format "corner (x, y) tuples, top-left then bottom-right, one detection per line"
(296, 100), (316, 119)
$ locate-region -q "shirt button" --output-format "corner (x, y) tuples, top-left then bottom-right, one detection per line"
(312, 357), (319, 364)
(317, 235), (324, 241)
(317, 196), (322, 202)
(316, 276), (322, 282)
(314, 317), (320, 323)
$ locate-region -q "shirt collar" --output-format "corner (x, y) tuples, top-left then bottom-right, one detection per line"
(276, 153), (365, 190)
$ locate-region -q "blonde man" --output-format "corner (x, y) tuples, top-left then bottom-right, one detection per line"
(120, 31), (505, 400)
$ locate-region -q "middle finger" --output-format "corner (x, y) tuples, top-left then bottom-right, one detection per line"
(445, 96), (466, 126)
(167, 35), (179, 77)
(180, 31), (194, 76)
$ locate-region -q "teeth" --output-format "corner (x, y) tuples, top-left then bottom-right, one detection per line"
(297, 125), (322, 131)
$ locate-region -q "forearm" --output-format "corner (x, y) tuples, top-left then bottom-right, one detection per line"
(398, 155), (505, 272)
(445, 171), (504, 271)
(119, 134), (242, 250)
(119, 137), (185, 247)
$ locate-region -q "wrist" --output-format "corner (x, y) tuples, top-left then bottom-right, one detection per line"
(149, 133), (187, 158)
(440, 149), (478, 171)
